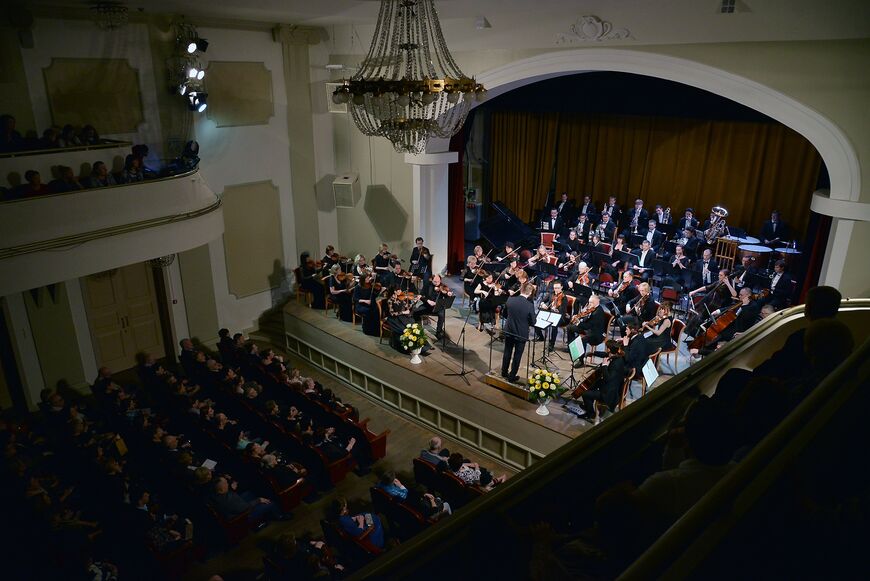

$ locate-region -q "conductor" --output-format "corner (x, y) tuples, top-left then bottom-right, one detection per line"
(501, 283), (536, 383)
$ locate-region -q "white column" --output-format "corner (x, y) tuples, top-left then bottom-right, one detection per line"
(811, 190), (870, 290)
(66, 279), (98, 383)
(2, 293), (44, 410)
(405, 151), (459, 274)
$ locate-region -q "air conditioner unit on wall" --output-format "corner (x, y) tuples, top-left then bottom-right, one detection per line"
(333, 174), (361, 208)
(326, 82), (347, 113)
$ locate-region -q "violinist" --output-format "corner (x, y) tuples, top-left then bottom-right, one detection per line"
(566, 261), (592, 300)
(603, 233), (629, 279)
(474, 273), (500, 333)
(581, 339), (626, 419)
(557, 251), (580, 279)
(538, 280), (568, 351)
(642, 301), (675, 353)
(625, 282), (656, 323)
(608, 270), (638, 313)
(463, 256), (480, 306)
(566, 293), (607, 347)
(327, 265), (354, 322)
(472, 245), (489, 266)
(410, 237), (431, 278)
(354, 254), (372, 279)
(495, 242), (517, 262)
(414, 274), (451, 340)
(299, 251), (326, 309)
(502, 259), (522, 294)
(353, 274), (381, 337)
(384, 287), (416, 352)
(623, 319), (649, 395)
(373, 243), (392, 278)
(526, 245), (553, 267)
(382, 261), (412, 293)
(584, 233), (604, 264)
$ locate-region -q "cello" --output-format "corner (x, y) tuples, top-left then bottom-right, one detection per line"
(688, 289), (769, 350)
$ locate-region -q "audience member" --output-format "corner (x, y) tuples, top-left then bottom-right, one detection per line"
(420, 436), (450, 468)
(85, 161), (117, 188)
(49, 165), (85, 193)
(332, 497), (385, 549)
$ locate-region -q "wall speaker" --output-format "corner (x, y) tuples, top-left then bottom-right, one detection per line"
(333, 174), (361, 208)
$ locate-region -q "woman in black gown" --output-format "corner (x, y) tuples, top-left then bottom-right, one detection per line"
(299, 252), (325, 309)
(643, 301), (675, 353)
(354, 274), (381, 336)
(385, 287), (415, 352)
(327, 265), (354, 322)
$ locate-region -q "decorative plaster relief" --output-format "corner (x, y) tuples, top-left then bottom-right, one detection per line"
(205, 61), (274, 127)
(43, 58), (144, 133)
(555, 15), (633, 44)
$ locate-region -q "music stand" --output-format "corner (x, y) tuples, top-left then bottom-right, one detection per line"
(434, 293), (455, 351)
(617, 250), (638, 268)
(628, 234), (646, 248)
(566, 336), (585, 391)
(533, 310), (560, 368)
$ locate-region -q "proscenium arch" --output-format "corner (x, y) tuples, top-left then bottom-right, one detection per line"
(468, 48), (861, 204)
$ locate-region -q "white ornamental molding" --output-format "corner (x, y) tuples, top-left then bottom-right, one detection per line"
(555, 15), (632, 44)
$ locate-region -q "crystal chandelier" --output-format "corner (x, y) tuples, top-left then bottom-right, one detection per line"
(90, 2), (129, 30)
(332, 0), (486, 155)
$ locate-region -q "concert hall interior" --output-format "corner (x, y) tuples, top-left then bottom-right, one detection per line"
(1, 1), (869, 579)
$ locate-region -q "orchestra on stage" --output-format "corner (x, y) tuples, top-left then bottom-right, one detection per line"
(293, 193), (804, 422)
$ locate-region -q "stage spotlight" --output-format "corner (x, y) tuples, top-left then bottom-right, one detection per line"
(187, 66), (198, 78)
(187, 41), (197, 54)
(178, 83), (188, 96)
(196, 93), (208, 112)
(196, 69), (205, 81)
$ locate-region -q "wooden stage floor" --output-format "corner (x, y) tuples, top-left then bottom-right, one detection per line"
(282, 294), (680, 460)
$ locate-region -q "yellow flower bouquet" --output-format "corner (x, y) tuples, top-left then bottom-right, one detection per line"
(527, 368), (563, 403)
(399, 322), (427, 351)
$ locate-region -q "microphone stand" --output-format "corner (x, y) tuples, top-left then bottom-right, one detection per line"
(445, 247), (495, 384)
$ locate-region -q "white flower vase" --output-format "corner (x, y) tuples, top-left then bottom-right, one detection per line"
(409, 347), (423, 364)
(535, 397), (551, 416)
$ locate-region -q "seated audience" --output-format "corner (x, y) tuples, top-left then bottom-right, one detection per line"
(332, 496), (385, 549)
(49, 165), (85, 193)
(208, 476), (281, 526)
(447, 453), (506, 490)
(420, 436), (450, 468)
(85, 161), (117, 188)
(377, 471), (409, 501)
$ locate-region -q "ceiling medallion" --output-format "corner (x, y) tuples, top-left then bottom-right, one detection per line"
(555, 15), (632, 44)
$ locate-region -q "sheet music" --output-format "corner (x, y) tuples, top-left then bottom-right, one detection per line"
(642, 359), (659, 388)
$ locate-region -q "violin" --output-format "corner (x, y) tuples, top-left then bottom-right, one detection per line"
(611, 278), (631, 297)
(570, 304), (596, 325)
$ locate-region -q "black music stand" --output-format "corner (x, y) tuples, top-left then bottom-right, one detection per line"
(434, 293), (456, 351)
(628, 234), (646, 248)
(533, 310), (561, 368)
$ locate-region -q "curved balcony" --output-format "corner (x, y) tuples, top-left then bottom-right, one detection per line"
(1, 140), (134, 192)
(0, 169), (223, 296)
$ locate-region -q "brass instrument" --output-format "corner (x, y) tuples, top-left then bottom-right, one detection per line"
(663, 207), (671, 224)
(703, 206), (729, 244)
(630, 212), (639, 234)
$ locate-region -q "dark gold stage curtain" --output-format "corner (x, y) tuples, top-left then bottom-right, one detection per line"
(489, 111), (559, 224)
(553, 114), (821, 238)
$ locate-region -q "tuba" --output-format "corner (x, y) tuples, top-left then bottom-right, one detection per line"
(703, 206), (729, 244)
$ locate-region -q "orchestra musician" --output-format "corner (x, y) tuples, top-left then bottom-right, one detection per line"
(538, 280), (569, 351)
(327, 265), (354, 322)
(623, 319), (649, 396)
(625, 282), (656, 323)
(410, 237), (431, 278)
(414, 273), (452, 340)
(584, 233), (604, 264)
(565, 293), (607, 348)
(382, 261), (412, 292)
(557, 251), (580, 279)
(581, 339), (626, 419)
(762, 260), (794, 310)
(678, 208), (699, 231)
(353, 274), (381, 337)
(299, 251), (326, 309)
(653, 205), (671, 225)
(541, 207), (564, 236)
(642, 301), (675, 353)
(578, 194), (597, 222)
(674, 226), (701, 258)
(596, 212), (616, 242)
(631, 240), (655, 282)
(563, 229), (582, 254)
(625, 199), (648, 233)
(321, 245), (337, 270)
(731, 255), (756, 291)
(373, 243), (392, 279)
(608, 270), (638, 313)
(566, 261), (593, 302)
(495, 242), (517, 262)
(642, 219), (665, 252)
(760, 210), (789, 247)
(664, 244), (692, 291)
(472, 245), (489, 266)
(601, 195), (621, 225)
(602, 233), (629, 279)
(711, 287), (761, 343)
(462, 256), (480, 305)
(474, 273), (500, 333)
(502, 259), (523, 294)
(526, 245), (554, 267)
(353, 254), (372, 279)
(555, 192), (574, 222)
(574, 213), (592, 240)
(694, 248), (719, 288)
(384, 287), (417, 352)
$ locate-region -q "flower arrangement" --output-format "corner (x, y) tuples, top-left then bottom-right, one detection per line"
(527, 368), (563, 402)
(399, 323), (427, 351)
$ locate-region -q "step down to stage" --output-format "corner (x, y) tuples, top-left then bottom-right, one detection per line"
(483, 373), (530, 400)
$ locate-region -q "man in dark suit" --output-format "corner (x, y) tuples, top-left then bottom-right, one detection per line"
(625, 282), (657, 323)
(641, 219), (665, 252)
(713, 287), (760, 342)
(540, 281), (569, 351)
(623, 319), (649, 398)
(760, 210), (789, 246)
(631, 240), (655, 282)
(409, 237), (431, 277)
(541, 207), (564, 235)
(555, 192), (574, 222)
(674, 226), (700, 258)
(566, 294), (607, 347)
(578, 195), (597, 222)
(625, 199), (649, 231)
(763, 259), (794, 310)
(731, 255), (756, 292)
(501, 284), (536, 383)
(179, 338), (199, 378)
(693, 248), (718, 288)
(208, 476), (280, 525)
(581, 339), (626, 417)
(574, 213), (592, 240)
(596, 212), (617, 242)
(601, 196), (621, 225)
(653, 205), (671, 225)
(678, 208), (699, 231)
